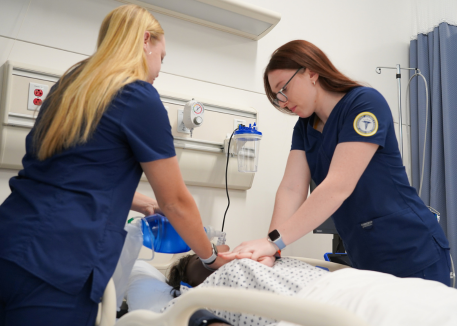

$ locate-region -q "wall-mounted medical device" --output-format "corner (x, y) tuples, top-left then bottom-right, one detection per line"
(0, 61), (259, 190)
(182, 99), (204, 137)
(233, 123), (262, 173)
(223, 123), (262, 173)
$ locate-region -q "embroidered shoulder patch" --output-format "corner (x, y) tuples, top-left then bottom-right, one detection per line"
(353, 112), (378, 136)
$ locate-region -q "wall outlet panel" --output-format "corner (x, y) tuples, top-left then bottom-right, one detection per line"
(27, 82), (49, 111)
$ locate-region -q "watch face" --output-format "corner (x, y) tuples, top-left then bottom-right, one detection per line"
(268, 229), (280, 241)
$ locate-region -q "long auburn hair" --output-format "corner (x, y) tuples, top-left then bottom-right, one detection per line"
(264, 40), (363, 114)
(33, 4), (164, 160)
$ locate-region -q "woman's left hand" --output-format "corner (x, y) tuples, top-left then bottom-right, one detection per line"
(218, 238), (277, 266)
(131, 191), (163, 216)
(206, 244), (232, 269)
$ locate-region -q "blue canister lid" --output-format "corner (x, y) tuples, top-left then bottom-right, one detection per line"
(234, 123), (262, 135)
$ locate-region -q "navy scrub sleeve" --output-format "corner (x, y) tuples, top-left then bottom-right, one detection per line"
(0, 80), (176, 303)
(291, 87), (449, 277)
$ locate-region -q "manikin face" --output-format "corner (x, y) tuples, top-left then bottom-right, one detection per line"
(268, 68), (318, 118)
(186, 254), (214, 287)
(144, 33), (166, 84)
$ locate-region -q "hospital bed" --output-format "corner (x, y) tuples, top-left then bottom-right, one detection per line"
(96, 255), (369, 326)
(97, 254), (457, 326)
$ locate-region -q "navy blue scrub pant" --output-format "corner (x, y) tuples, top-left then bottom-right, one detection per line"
(0, 258), (98, 326)
(406, 248), (452, 286)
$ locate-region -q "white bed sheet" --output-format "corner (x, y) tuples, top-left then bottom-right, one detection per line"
(279, 268), (457, 326)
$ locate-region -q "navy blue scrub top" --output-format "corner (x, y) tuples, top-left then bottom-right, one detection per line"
(0, 80), (176, 302)
(291, 86), (449, 277)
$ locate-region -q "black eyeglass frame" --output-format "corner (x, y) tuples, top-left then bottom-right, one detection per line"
(272, 67), (304, 107)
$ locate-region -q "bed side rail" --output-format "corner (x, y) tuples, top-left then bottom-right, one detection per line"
(115, 287), (369, 326)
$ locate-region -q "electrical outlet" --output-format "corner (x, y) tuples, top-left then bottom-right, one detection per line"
(177, 109), (191, 134)
(233, 118), (246, 131)
(28, 82), (49, 111)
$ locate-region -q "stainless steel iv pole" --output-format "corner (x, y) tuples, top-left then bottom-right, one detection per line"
(376, 64), (418, 161)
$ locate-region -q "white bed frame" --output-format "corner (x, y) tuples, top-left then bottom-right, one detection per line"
(95, 256), (369, 326)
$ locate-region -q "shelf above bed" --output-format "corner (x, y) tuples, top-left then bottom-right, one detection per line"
(115, 0), (281, 40)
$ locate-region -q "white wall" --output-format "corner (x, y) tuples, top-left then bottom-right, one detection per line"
(0, 0), (413, 260)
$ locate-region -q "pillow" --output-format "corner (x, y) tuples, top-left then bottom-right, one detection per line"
(126, 261), (174, 313)
(128, 260), (167, 284)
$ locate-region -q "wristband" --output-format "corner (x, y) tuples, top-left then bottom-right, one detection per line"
(199, 243), (218, 265)
(201, 260), (217, 272)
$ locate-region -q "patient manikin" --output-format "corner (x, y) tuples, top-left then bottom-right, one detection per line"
(163, 255), (457, 326)
(165, 255), (329, 326)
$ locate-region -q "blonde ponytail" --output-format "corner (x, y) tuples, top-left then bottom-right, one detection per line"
(34, 4), (164, 160)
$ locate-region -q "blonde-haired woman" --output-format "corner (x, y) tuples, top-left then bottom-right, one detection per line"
(0, 5), (228, 326)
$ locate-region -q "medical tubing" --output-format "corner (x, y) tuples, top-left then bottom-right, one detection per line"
(222, 127), (239, 232)
(405, 71), (428, 198)
(205, 225), (226, 245)
(453, 257), (456, 288)
(216, 233), (227, 246)
(451, 254), (456, 288)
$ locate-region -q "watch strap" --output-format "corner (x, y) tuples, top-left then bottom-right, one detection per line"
(274, 236), (286, 250)
(200, 243), (218, 265)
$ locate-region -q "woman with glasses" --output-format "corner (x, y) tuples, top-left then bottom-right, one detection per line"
(220, 40), (451, 286)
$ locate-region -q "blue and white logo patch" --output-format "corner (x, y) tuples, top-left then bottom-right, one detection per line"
(353, 112), (378, 136)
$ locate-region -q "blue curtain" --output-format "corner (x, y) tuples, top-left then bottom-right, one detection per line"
(410, 22), (457, 266)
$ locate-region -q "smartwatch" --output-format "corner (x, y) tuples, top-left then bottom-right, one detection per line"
(267, 229), (286, 250)
(199, 243), (218, 266)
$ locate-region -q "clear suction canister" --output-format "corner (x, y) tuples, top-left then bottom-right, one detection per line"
(233, 123), (262, 173)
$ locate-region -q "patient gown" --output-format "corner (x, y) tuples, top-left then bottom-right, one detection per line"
(163, 257), (328, 326)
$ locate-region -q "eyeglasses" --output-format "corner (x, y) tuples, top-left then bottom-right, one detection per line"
(272, 67), (304, 107)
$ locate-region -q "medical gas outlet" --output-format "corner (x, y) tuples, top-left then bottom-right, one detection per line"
(182, 99), (204, 137)
(28, 82), (49, 111)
